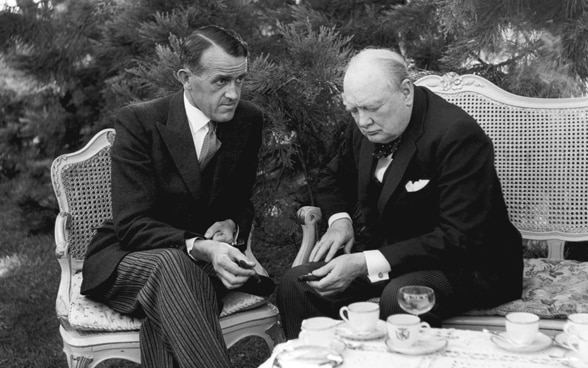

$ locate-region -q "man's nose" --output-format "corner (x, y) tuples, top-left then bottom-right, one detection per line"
(356, 111), (372, 127)
(225, 82), (240, 100)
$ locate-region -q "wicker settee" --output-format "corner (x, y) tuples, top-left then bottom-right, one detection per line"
(295, 73), (588, 336)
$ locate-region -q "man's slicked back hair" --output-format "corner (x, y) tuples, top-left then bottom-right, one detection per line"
(347, 48), (410, 91)
(180, 25), (248, 74)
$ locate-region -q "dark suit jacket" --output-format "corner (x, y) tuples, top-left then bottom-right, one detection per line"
(81, 90), (263, 295)
(317, 86), (523, 307)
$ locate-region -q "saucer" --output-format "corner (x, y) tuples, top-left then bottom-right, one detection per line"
(490, 332), (552, 353)
(385, 336), (448, 355)
(335, 320), (387, 341)
(555, 332), (572, 350)
(272, 345), (344, 368)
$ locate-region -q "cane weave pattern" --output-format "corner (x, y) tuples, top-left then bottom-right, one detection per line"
(61, 146), (113, 261)
(417, 73), (588, 237)
(440, 93), (588, 234)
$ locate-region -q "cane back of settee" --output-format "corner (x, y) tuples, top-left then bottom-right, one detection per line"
(52, 130), (114, 269)
(416, 73), (588, 258)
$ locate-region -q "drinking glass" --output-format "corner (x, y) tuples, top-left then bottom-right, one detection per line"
(397, 286), (435, 317)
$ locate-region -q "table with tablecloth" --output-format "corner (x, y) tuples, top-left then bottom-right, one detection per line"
(259, 328), (582, 368)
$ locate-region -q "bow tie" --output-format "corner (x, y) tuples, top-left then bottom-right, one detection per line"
(373, 137), (402, 159)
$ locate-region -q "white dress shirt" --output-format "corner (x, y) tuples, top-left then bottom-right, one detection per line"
(184, 94), (212, 158)
(328, 154), (393, 283)
(183, 93), (212, 256)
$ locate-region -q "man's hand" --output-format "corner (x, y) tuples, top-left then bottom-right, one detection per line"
(309, 218), (354, 262)
(306, 253), (367, 296)
(205, 219), (236, 243)
(191, 239), (256, 289)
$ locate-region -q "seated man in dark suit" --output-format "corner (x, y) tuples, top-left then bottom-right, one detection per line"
(278, 48), (523, 338)
(80, 25), (273, 368)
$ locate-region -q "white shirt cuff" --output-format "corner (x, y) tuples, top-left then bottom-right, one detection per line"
(186, 238), (198, 260)
(232, 224), (240, 246)
(363, 250), (390, 283)
(328, 212), (352, 227)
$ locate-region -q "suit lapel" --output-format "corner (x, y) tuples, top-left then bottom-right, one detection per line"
(377, 87), (427, 214)
(156, 90), (203, 200)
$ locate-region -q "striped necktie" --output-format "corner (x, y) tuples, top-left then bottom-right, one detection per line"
(199, 121), (221, 169)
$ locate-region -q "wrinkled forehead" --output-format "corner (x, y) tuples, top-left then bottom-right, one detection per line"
(200, 46), (248, 76)
(343, 64), (390, 106)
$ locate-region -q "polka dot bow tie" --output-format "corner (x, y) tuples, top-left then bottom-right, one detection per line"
(372, 137), (402, 159)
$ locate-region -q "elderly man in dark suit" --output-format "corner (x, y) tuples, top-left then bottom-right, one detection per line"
(277, 48), (523, 338)
(80, 25), (272, 368)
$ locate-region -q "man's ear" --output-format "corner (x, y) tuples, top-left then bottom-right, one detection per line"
(176, 69), (191, 89)
(400, 78), (414, 105)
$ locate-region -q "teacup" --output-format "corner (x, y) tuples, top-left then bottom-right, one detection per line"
(299, 317), (339, 347)
(505, 312), (539, 346)
(339, 301), (380, 332)
(564, 313), (588, 338)
(386, 313), (430, 348)
(569, 330), (588, 361)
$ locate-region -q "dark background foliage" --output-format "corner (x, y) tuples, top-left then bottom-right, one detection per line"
(1, 0), (587, 240)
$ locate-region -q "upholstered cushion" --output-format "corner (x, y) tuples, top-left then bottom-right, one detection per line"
(465, 258), (588, 318)
(367, 258), (588, 319)
(68, 272), (268, 331)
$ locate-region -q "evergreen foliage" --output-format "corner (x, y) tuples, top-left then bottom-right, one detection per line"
(1, 0), (587, 241)
(434, 0), (588, 97)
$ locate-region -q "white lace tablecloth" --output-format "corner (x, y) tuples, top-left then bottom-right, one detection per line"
(259, 328), (577, 368)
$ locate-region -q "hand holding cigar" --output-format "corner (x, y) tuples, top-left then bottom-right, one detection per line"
(237, 259), (261, 283)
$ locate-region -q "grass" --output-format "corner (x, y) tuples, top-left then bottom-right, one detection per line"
(0, 179), (299, 368)
(0, 180), (63, 367)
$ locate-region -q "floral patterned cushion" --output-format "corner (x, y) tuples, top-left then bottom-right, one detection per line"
(464, 258), (588, 318)
(366, 258), (588, 319)
(68, 272), (268, 331)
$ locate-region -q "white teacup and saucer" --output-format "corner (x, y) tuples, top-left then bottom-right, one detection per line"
(272, 317), (345, 368)
(490, 312), (552, 353)
(336, 302), (387, 340)
(298, 316), (346, 352)
(384, 314), (448, 355)
(555, 313), (588, 350)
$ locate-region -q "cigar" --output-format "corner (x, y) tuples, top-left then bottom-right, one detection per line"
(237, 259), (261, 283)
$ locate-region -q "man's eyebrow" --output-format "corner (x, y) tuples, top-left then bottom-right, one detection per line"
(210, 71), (247, 79)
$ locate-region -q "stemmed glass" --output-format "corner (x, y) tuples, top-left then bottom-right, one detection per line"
(397, 285), (435, 317)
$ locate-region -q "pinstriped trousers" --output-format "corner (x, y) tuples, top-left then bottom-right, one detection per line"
(277, 262), (460, 339)
(97, 248), (232, 368)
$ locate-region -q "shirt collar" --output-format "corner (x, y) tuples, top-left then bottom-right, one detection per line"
(183, 92), (210, 133)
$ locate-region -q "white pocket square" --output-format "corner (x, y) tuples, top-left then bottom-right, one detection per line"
(405, 179), (430, 192)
